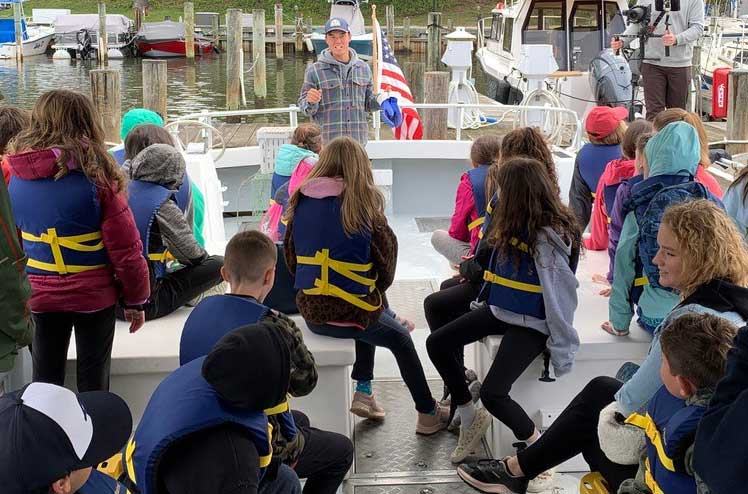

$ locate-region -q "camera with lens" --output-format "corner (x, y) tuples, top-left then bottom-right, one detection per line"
(623, 5), (651, 24)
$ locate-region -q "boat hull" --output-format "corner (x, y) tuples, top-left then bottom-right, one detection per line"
(0, 32), (54, 59)
(136, 38), (213, 58)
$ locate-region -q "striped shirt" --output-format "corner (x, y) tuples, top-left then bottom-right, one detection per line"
(298, 49), (380, 145)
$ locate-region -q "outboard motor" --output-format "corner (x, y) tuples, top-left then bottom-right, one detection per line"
(76, 29), (94, 60)
(589, 50), (633, 109)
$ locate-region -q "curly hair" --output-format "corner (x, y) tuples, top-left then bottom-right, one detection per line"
(484, 157), (581, 268)
(485, 127), (560, 199)
(661, 199), (748, 299)
(660, 312), (738, 388)
(9, 90), (126, 192)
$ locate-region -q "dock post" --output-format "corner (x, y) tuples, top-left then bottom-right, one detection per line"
(689, 45), (701, 114)
(90, 69), (121, 143)
(212, 14), (220, 47)
(226, 9), (243, 114)
(275, 4), (284, 59)
(252, 9), (267, 99)
(423, 71), (449, 139)
(403, 16), (411, 53)
(12, 1), (22, 63)
(427, 12), (442, 71)
(142, 60), (168, 121)
(447, 18), (454, 31)
(294, 6), (303, 53)
(98, 2), (108, 65)
(404, 61), (425, 102)
(184, 2), (195, 59)
(727, 69), (748, 155)
(386, 4), (395, 49)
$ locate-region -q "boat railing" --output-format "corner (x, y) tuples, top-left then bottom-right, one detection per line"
(175, 101), (583, 151)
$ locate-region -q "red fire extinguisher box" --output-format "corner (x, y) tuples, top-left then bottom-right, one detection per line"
(712, 68), (731, 119)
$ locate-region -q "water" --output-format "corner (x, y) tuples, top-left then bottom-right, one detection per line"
(0, 51), (487, 119)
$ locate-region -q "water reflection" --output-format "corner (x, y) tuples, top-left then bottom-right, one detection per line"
(0, 51), (485, 120)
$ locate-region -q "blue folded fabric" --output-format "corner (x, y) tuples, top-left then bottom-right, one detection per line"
(380, 97), (403, 128)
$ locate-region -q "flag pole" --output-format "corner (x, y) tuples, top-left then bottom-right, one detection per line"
(371, 4), (380, 93)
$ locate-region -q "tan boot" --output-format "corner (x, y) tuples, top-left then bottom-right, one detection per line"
(350, 391), (386, 420)
(416, 403), (450, 435)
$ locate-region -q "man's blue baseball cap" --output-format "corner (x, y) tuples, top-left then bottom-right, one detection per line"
(324, 17), (350, 34)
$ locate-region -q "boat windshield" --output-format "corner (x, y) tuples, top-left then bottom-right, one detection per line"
(523, 0), (568, 69)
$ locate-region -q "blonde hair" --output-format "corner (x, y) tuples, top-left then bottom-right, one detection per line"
(653, 109), (710, 169)
(590, 121), (628, 145)
(284, 137), (385, 236)
(661, 200), (748, 299)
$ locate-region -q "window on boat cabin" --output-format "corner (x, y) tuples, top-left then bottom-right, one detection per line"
(603, 2), (625, 47)
(570, 2), (601, 70)
(490, 13), (503, 41)
(503, 17), (514, 52)
(523, 0), (568, 70)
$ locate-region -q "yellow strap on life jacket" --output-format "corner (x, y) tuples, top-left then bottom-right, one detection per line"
(625, 412), (676, 472)
(591, 191), (597, 199)
(509, 237), (529, 252)
(148, 250), (175, 263)
(98, 451), (125, 480)
(644, 458), (665, 494)
(579, 472), (610, 494)
(634, 275), (649, 287)
(483, 271), (543, 294)
(264, 396), (291, 415)
(124, 439), (137, 485)
(468, 216), (485, 231)
(22, 228), (106, 274)
(297, 248), (382, 312)
(261, 423), (273, 468)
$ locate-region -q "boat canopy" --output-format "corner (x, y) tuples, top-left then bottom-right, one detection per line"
(329, 1), (366, 36)
(53, 14), (132, 35)
(138, 21), (185, 41)
(0, 18), (27, 43)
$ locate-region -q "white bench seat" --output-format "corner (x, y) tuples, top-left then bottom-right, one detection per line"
(65, 307), (356, 437)
(474, 250), (653, 471)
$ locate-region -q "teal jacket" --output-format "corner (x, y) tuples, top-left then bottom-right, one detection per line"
(274, 144), (317, 177)
(608, 123), (700, 332)
(0, 177), (33, 373)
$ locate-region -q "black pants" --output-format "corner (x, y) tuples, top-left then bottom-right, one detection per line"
(426, 306), (547, 441)
(32, 306), (116, 392)
(423, 278), (482, 369)
(641, 62), (691, 121)
(517, 376), (637, 491)
(119, 255), (224, 321)
(292, 410), (353, 494)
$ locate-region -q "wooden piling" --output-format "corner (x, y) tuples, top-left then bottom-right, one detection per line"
(274, 4), (284, 59)
(427, 12), (442, 71)
(252, 9), (267, 99)
(90, 69), (121, 143)
(142, 60), (168, 120)
(689, 45), (702, 115)
(98, 3), (108, 65)
(403, 16), (411, 53)
(727, 69), (748, 155)
(386, 5), (395, 48)
(294, 7), (303, 52)
(447, 18), (454, 31)
(226, 9), (243, 112)
(134, 6), (143, 32)
(212, 14), (219, 46)
(184, 2), (195, 59)
(423, 71), (449, 139)
(403, 61), (425, 103)
(12, 1), (22, 63)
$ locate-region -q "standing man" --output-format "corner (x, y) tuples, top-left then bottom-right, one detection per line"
(611, 0), (704, 121)
(298, 18), (398, 145)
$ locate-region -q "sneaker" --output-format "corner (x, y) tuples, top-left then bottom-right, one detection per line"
(186, 281), (227, 307)
(448, 380), (483, 433)
(416, 403), (450, 435)
(349, 391), (386, 420)
(526, 469), (556, 493)
(457, 459), (529, 494)
(451, 407), (491, 463)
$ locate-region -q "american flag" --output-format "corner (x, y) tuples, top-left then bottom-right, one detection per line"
(373, 19), (423, 140)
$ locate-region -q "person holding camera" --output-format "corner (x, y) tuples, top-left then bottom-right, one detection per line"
(610, 0), (704, 121)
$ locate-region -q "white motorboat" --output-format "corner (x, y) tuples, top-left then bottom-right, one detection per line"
(51, 13), (135, 59)
(0, 18), (54, 59)
(309, 0), (373, 60)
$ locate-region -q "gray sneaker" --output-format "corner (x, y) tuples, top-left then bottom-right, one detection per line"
(451, 407), (491, 463)
(448, 380), (483, 433)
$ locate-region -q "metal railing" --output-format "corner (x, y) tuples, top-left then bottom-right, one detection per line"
(172, 101), (583, 151)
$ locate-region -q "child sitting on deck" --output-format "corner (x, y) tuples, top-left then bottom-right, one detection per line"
(601, 313), (738, 494)
(569, 106), (628, 230)
(283, 136), (449, 433)
(430, 135), (503, 266)
(180, 229), (352, 494)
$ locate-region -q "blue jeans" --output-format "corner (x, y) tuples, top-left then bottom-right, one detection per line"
(307, 309), (436, 414)
(260, 463), (302, 494)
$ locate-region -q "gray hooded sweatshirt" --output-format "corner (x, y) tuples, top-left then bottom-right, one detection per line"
(489, 226), (580, 377)
(129, 144), (207, 266)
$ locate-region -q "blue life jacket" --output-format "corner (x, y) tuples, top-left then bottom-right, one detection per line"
(125, 357), (273, 494)
(292, 194), (381, 312)
(128, 180), (174, 279)
(624, 175), (721, 293)
(179, 294), (297, 440)
(79, 469), (131, 494)
(603, 183), (621, 221)
(482, 237), (546, 319)
(467, 165), (490, 233)
(111, 146), (126, 165)
(626, 386), (705, 494)
(9, 171), (111, 276)
(271, 173), (290, 200)
(578, 144), (622, 199)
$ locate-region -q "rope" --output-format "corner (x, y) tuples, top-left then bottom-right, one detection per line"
(447, 79), (498, 129)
